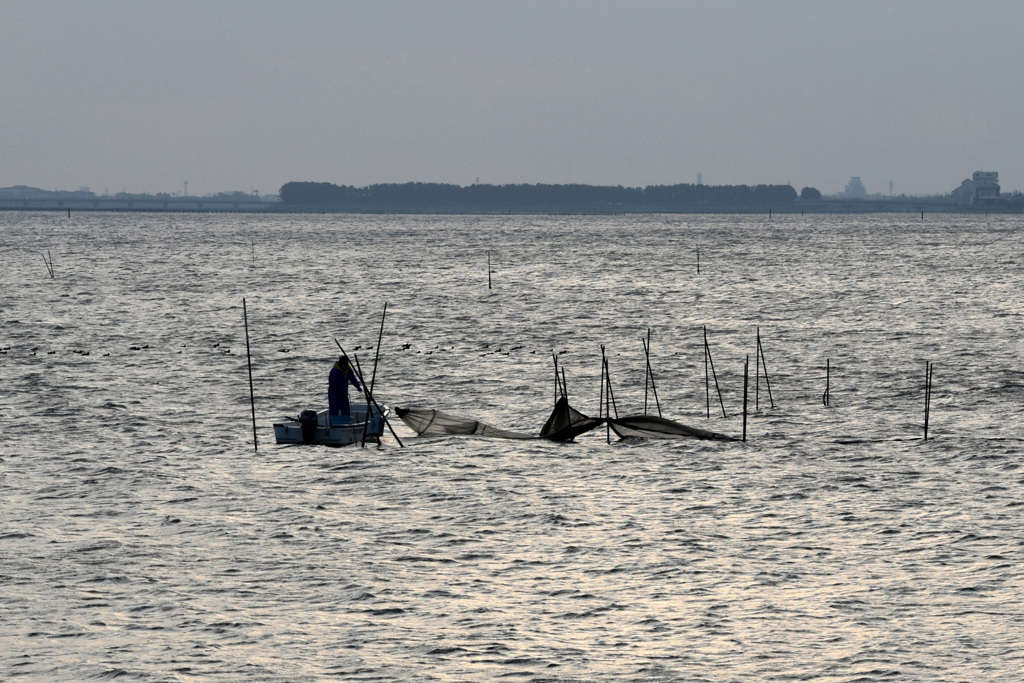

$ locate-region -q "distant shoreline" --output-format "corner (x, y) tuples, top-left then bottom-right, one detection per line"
(3, 179), (1020, 214)
(1, 200), (1015, 214)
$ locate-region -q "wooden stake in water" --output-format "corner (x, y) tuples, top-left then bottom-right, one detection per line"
(368, 302), (387, 396)
(601, 345), (609, 443)
(487, 251), (492, 290)
(243, 298), (258, 453)
(251, 236), (255, 265)
(704, 326), (727, 418)
(823, 358), (830, 407)
(552, 351), (561, 406)
(704, 327), (710, 418)
(742, 355), (749, 442)
(43, 251), (55, 279)
(924, 361), (934, 440)
(756, 328), (775, 409)
(642, 329), (662, 417)
(755, 328), (760, 410)
(697, 247), (700, 274)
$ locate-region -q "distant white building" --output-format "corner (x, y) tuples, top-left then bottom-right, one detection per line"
(951, 171), (1000, 206)
(973, 171), (1000, 200)
(844, 177), (867, 199)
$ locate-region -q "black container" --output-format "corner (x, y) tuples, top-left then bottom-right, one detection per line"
(299, 410), (318, 444)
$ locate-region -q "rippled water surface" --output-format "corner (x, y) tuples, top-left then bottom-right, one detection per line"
(2, 212), (1023, 681)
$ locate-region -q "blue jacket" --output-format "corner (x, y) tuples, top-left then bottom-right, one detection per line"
(328, 361), (361, 415)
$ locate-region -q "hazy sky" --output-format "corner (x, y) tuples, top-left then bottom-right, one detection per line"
(3, 0), (1022, 196)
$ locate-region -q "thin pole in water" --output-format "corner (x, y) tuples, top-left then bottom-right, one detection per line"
(251, 236), (255, 265)
(742, 355), (749, 442)
(607, 358), (617, 417)
(643, 331), (650, 414)
(601, 346), (610, 443)
(758, 330), (774, 409)
(823, 358), (830, 407)
(368, 302), (387, 396)
(243, 298), (258, 453)
(704, 327), (710, 418)
(599, 345), (606, 420)
(642, 331), (662, 417)
(924, 361), (934, 440)
(697, 247), (700, 274)
(487, 251), (492, 290)
(704, 326), (727, 418)
(552, 352), (560, 405)
(755, 328), (761, 410)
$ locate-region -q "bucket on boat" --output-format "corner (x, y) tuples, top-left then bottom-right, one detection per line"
(368, 414), (385, 436)
(299, 410), (318, 444)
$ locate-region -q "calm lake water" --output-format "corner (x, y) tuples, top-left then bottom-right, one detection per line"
(2, 211), (1023, 681)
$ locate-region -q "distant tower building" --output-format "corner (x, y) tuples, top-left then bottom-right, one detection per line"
(845, 176), (867, 199)
(972, 171), (999, 202)
(697, 173), (703, 186)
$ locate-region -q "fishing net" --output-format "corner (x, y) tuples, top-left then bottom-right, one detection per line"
(607, 414), (736, 441)
(394, 407), (534, 440)
(539, 397), (605, 442)
(394, 398), (605, 442)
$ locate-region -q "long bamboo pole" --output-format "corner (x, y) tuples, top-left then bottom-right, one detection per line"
(704, 327), (727, 418)
(369, 302), (388, 396)
(642, 334), (661, 417)
(823, 358), (830, 407)
(243, 299), (258, 452)
(598, 348), (606, 444)
(704, 327), (710, 419)
(758, 332), (774, 408)
(742, 355), (749, 442)
(755, 328), (761, 410)
(924, 361), (933, 440)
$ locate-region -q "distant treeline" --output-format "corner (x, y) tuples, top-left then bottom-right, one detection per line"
(279, 181), (799, 213)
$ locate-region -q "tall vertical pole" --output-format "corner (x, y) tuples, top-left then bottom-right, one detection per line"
(643, 330), (650, 415)
(742, 355), (749, 442)
(924, 361), (933, 440)
(823, 358), (830, 407)
(487, 251), (492, 290)
(369, 302), (388, 396)
(704, 327), (727, 418)
(755, 327), (761, 410)
(642, 332), (662, 417)
(704, 327), (710, 419)
(552, 352), (560, 406)
(602, 346), (610, 444)
(243, 298), (258, 453)
(759, 332), (775, 408)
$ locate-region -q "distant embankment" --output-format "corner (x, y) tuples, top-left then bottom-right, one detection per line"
(0, 190), (277, 213)
(278, 181), (799, 214)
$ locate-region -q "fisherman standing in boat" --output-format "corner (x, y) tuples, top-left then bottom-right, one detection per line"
(328, 355), (361, 425)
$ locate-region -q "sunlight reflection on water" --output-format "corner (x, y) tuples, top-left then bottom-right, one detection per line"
(1, 211), (1023, 680)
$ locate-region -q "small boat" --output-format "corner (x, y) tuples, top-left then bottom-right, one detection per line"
(273, 401), (389, 446)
